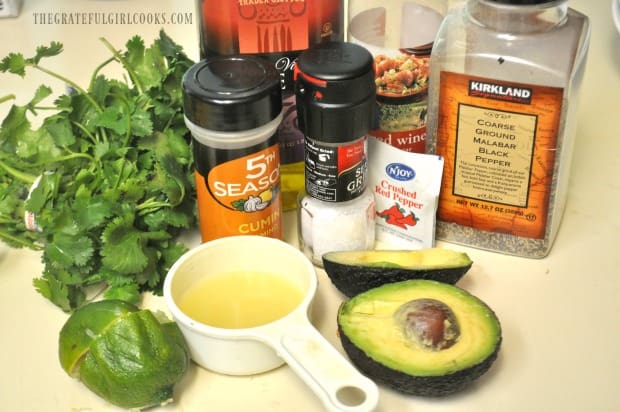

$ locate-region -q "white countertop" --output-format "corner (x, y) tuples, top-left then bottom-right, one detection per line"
(1, 1), (619, 411)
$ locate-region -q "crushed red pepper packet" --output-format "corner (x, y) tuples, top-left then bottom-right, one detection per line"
(368, 137), (444, 249)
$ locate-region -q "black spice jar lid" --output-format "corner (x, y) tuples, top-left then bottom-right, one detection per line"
(183, 55), (282, 132)
(295, 41), (376, 143)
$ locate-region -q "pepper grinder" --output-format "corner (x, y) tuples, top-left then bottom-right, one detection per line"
(294, 41), (376, 267)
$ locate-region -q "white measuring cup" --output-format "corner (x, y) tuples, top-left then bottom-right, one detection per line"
(163, 235), (379, 412)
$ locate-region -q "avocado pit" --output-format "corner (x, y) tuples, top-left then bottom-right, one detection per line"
(394, 298), (460, 351)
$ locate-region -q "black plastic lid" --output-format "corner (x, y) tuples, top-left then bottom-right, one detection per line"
(183, 55), (282, 132)
(295, 41), (375, 143)
(485, 0), (559, 4)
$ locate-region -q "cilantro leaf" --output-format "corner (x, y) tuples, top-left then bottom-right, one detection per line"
(95, 105), (128, 135)
(25, 173), (58, 214)
(0, 52), (28, 77)
(101, 213), (149, 275)
(0, 104), (31, 152)
(33, 271), (85, 312)
(33, 275), (72, 312)
(104, 284), (140, 305)
(0, 42), (63, 77)
(157, 30), (184, 58)
(0, 32), (196, 311)
(33, 42), (64, 64)
(123, 35), (165, 92)
(130, 110), (153, 137)
(73, 195), (114, 230)
(43, 115), (75, 147)
(27, 85), (53, 111)
(44, 232), (95, 268)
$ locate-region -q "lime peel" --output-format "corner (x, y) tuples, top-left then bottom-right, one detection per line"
(59, 300), (190, 410)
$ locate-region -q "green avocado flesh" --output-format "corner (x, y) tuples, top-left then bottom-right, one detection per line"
(337, 279), (501, 397)
(323, 248), (473, 297)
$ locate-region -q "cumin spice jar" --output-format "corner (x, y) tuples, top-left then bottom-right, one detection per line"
(426, 0), (590, 257)
(183, 55), (283, 242)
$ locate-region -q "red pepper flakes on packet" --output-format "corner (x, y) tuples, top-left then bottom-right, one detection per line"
(368, 137), (444, 249)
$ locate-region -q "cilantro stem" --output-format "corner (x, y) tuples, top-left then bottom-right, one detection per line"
(109, 91), (133, 146)
(0, 159), (36, 184)
(32, 64), (103, 113)
(90, 56), (116, 89)
(50, 152), (95, 164)
(113, 159), (128, 189)
(0, 230), (43, 250)
(72, 120), (99, 145)
(0, 94), (16, 104)
(162, 111), (176, 133)
(136, 198), (172, 215)
(99, 128), (109, 144)
(31, 106), (62, 111)
(0, 216), (14, 224)
(99, 37), (144, 95)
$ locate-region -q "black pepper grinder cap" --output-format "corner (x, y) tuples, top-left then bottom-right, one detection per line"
(183, 55), (282, 132)
(295, 41), (376, 143)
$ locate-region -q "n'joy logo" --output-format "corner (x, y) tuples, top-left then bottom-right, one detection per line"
(386, 163), (415, 181)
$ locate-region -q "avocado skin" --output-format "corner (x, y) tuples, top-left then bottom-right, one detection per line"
(338, 320), (502, 397)
(337, 279), (502, 396)
(323, 262), (471, 298)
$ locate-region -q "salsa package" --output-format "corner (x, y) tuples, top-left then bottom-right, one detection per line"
(368, 137), (444, 249)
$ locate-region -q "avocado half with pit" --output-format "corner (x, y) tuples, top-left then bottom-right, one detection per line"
(337, 279), (501, 397)
(322, 248), (473, 297)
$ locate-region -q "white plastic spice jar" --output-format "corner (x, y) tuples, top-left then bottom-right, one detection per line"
(183, 55), (283, 242)
(425, 0), (590, 258)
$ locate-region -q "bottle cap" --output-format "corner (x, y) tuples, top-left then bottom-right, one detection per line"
(183, 55), (282, 132)
(294, 41), (376, 143)
(486, 0), (559, 4)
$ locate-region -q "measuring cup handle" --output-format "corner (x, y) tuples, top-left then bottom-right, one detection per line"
(274, 323), (379, 412)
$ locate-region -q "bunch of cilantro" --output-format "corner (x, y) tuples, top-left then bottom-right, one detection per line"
(0, 31), (197, 312)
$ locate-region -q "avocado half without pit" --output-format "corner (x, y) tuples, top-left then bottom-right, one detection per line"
(337, 279), (501, 397)
(322, 248), (473, 297)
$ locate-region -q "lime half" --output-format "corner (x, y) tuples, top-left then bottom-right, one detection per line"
(59, 300), (189, 409)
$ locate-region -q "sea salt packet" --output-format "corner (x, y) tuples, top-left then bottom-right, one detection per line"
(368, 137), (444, 249)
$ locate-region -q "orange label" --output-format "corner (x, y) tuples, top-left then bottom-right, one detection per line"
(195, 145), (282, 242)
(436, 72), (563, 239)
